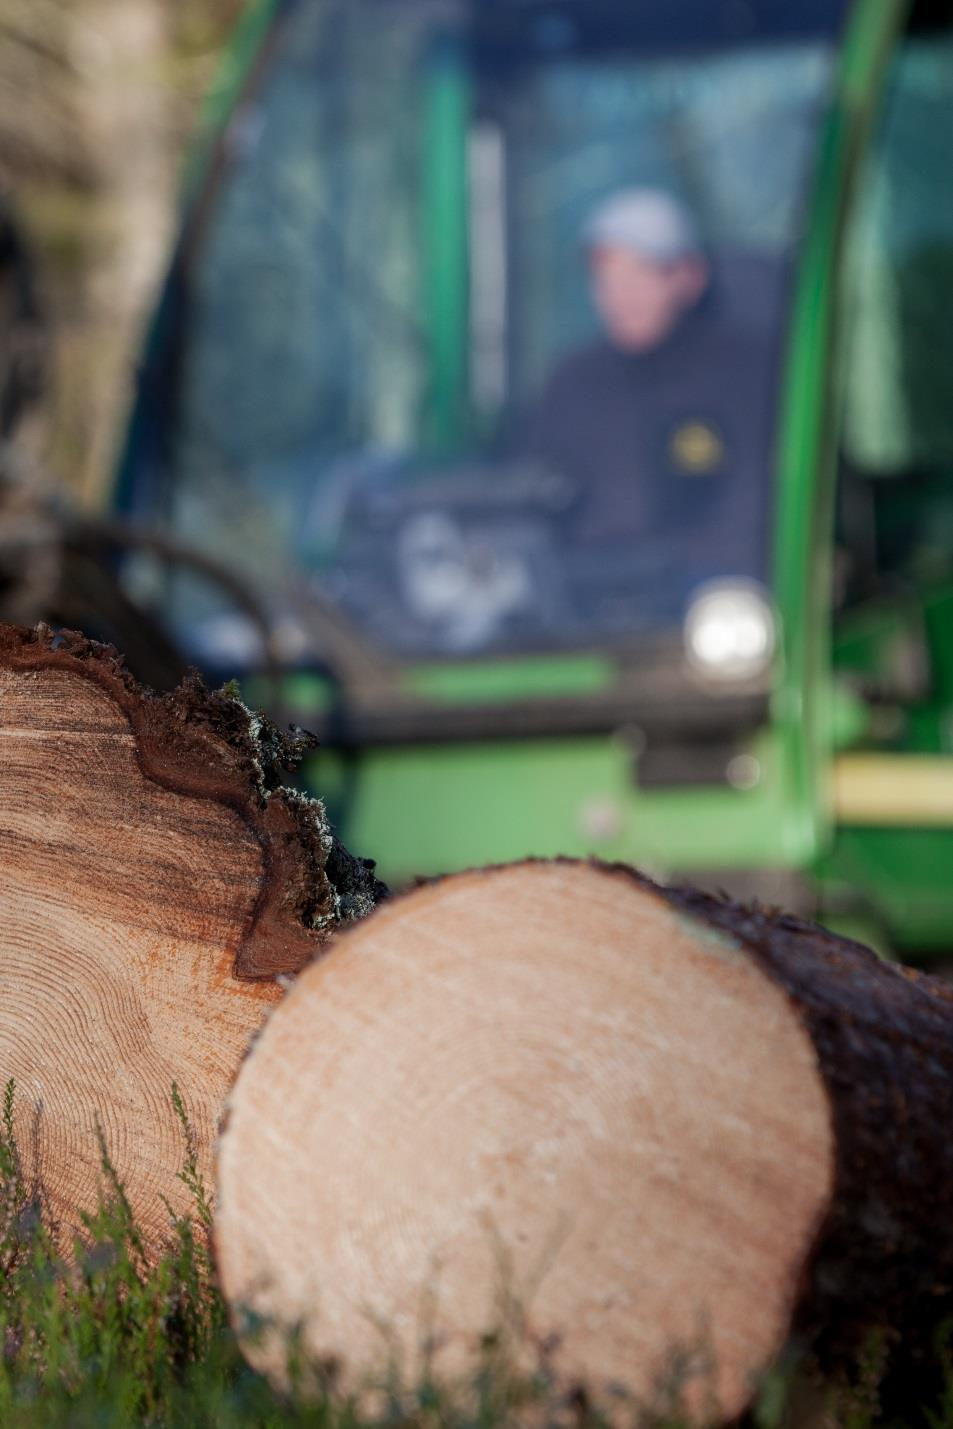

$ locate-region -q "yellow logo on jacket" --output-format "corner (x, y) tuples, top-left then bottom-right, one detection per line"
(669, 420), (725, 474)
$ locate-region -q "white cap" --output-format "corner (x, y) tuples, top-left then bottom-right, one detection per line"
(583, 188), (701, 263)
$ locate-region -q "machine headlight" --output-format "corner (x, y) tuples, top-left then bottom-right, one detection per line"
(684, 580), (777, 683)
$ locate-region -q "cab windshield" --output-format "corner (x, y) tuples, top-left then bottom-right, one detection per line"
(139, 0), (848, 669)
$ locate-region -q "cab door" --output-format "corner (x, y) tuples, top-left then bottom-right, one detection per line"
(821, 0), (953, 955)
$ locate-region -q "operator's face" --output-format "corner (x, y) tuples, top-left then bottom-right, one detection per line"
(589, 247), (708, 353)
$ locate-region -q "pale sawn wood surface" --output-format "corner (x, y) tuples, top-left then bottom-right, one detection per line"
(0, 658), (281, 1245)
(215, 861), (834, 1418)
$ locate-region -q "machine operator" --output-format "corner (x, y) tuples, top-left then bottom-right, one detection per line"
(520, 187), (771, 570)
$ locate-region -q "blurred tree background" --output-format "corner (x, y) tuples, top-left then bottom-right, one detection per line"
(0, 0), (244, 503)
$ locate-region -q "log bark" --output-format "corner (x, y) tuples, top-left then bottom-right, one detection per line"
(215, 859), (953, 1421)
(0, 621), (384, 1247)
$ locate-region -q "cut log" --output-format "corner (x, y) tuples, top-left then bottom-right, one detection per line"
(215, 860), (953, 1421)
(0, 622), (384, 1248)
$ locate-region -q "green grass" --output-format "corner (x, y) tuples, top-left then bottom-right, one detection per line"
(0, 1079), (948, 1429)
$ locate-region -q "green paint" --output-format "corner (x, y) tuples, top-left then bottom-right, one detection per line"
(315, 726), (804, 887)
(771, 0), (907, 856)
(831, 579), (953, 762)
(242, 670), (335, 715)
(421, 35), (470, 450)
(817, 826), (953, 955)
(403, 655), (614, 704)
(828, 679), (870, 751)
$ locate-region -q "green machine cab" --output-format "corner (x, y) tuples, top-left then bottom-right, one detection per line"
(115, 0), (953, 954)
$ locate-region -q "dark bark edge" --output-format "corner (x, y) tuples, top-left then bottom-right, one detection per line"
(0, 622), (386, 981)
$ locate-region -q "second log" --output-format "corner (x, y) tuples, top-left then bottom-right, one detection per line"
(215, 859), (953, 1420)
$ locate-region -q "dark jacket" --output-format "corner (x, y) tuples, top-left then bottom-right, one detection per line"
(518, 303), (777, 582)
